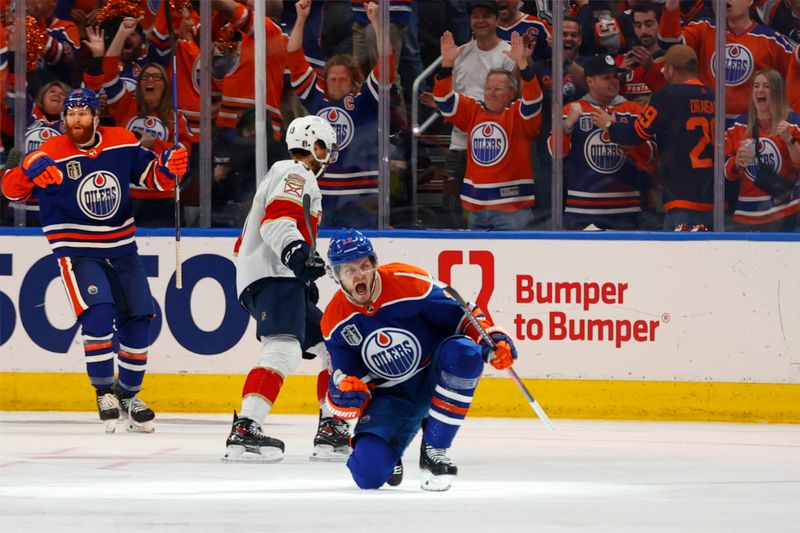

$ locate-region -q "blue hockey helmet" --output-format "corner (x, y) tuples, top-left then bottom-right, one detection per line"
(327, 229), (376, 267)
(63, 88), (100, 115)
(327, 229), (378, 283)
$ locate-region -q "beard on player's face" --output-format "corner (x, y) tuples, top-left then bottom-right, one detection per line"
(66, 115), (96, 145)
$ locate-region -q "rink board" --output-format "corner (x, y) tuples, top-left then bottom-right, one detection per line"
(1, 229), (799, 422)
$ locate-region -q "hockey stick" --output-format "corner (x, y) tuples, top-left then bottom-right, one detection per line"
(395, 271), (556, 431)
(165, 0), (183, 289)
(302, 193), (316, 266)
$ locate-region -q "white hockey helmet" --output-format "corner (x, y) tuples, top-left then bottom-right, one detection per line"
(286, 115), (338, 172)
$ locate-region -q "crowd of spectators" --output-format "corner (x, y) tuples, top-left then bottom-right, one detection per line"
(0, 0), (798, 231)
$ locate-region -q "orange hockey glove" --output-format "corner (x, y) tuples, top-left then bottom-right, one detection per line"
(326, 375), (371, 420)
(479, 326), (518, 370)
(22, 152), (63, 188)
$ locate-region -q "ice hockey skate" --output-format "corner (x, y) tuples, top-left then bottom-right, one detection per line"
(222, 412), (285, 463)
(118, 395), (155, 433)
(96, 392), (120, 433)
(309, 411), (352, 462)
(387, 459), (403, 487)
(419, 440), (458, 491)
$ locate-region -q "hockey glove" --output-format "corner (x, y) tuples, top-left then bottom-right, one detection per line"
(281, 240), (326, 283)
(479, 326), (518, 370)
(326, 375), (371, 420)
(22, 152), (63, 188)
(158, 146), (189, 178)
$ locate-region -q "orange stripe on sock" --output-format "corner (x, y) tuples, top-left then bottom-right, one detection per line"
(119, 350), (148, 361)
(432, 397), (470, 416)
(84, 341), (113, 351)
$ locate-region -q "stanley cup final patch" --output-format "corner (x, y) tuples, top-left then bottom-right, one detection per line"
(341, 324), (363, 346)
(66, 160), (82, 180)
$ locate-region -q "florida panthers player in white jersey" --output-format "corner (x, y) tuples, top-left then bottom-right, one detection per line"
(224, 115), (346, 463)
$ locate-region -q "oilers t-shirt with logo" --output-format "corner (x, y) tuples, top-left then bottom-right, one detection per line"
(321, 263), (477, 389)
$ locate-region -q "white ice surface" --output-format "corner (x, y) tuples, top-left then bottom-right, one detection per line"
(1, 413), (798, 533)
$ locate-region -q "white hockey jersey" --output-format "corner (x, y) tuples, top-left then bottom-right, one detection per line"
(233, 159), (322, 297)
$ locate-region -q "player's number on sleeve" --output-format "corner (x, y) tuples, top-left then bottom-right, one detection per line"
(686, 117), (713, 169)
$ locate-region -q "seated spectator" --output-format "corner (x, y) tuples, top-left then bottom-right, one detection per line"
(550, 54), (656, 230)
(434, 32), (543, 230)
(724, 69), (800, 231)
(288, 0), (392, 228)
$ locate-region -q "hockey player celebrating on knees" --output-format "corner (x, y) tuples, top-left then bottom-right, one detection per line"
(1, 88), (189, 433)
(322, 230), (518, 491)
(224, 114), (347, 463)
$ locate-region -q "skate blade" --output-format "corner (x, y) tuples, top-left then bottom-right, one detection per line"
(420, 470), (455, 492)
(309, 444), (351, 462)
(103, 419), (117, 433)
(221, 445), (284, 464)
(125, 420), (155, 433)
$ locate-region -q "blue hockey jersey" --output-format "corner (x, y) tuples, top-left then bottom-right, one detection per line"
(1, 127), (175, 259)
(321, 263), (487, 391)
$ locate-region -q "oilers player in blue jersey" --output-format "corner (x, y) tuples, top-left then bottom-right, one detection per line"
(321, 230), (519, 491)
(1, 88), (188, 433)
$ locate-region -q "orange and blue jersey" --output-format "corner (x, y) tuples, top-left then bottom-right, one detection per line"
(433, 68), (543, 213)
(549, 97), (656, 223)
(0, 127), (176, 259)
(497, 13), (552, 62)
(724, 113), (800, 225)
(607, 80), (716, 214)
(658, 5), (796, 121)
(288, 48), (395, 197)
(215, 2), (288, 138)
(147, 4), (203, 141)
(322, 263), (489, 390)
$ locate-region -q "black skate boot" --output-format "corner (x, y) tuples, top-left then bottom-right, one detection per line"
(387, 459), (403, 487)
(118, 394), (155, 433)
(222, 412), (285, 463)
(309, 410), (352, 462)
(419, 440), (458, 491)
(96, 391), (120, 433)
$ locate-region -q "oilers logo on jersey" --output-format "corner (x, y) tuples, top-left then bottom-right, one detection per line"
(743, 138), (782, 181)
(362, 327), (422, 381)
(77, 171), (121, 220)
(710, 44), (754, 87)
(583, 129), (626, 174)
(319, 107), (353, 158)
(26, 124), (62, 153)
(126, 115), (169, 141)
(470, 122), (508, 167)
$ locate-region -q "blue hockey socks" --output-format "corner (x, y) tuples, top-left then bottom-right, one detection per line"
(424, 337), (483, 449)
